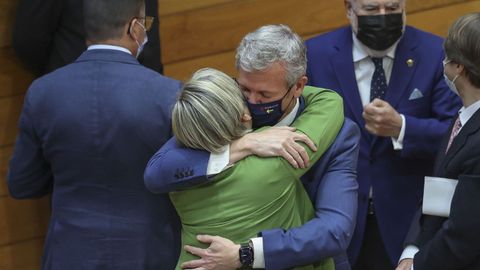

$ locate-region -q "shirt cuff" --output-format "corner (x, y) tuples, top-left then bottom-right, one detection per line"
(399, 245), (419, 262)
(391, 114), (406, 150)
(206, 144), (230, 175)
(250, 237), (265, 269)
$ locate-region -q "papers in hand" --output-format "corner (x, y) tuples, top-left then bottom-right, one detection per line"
(422, 176), (458, 217)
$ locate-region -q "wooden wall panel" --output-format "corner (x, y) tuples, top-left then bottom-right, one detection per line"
(0, 197), (50, 246)
(0, 48), (35, 99)
(160, 0), (344, 64)
(0, 146), (13, 197)
(0, 95), (24, 148)
(162, 0), (480, 81)
(0, 238), (44, 270)
(159, 0), (235, 16)
(159, 0), (470, 65)
(408, 1), (480, 37)
(0, 1), (16, 48)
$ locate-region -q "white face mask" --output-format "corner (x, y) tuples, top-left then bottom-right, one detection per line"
(444, 73), (459, 96)
(443, 59), (460, 96)
(131, 21), (148, 58)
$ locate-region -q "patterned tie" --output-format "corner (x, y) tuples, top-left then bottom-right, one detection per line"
(370, 57), (388, 101)
(446, 116), (462, 153)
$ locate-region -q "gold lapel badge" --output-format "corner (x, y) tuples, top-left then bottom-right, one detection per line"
(407, 59), (414, 67)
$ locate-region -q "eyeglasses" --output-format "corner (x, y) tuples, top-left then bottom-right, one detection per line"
(135, 16), (154, 31)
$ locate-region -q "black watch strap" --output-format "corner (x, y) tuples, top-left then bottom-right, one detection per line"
(239, 242), (254, 269)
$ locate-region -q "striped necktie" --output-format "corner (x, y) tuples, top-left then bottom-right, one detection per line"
(446, 116), (462, 153)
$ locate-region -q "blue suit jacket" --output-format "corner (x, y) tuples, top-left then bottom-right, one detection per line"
(145, 118), (360, 270)
(305, 26), (461, 264)
(8, 49), (181, 270)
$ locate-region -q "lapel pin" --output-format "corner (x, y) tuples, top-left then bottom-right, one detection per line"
(407, 59), (414, 67)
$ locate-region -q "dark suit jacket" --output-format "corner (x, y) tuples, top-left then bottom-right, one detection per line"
(406, 108), (480, 270)
(145, 117), (361, 270)
(8, 49), (181, 270)
(305, 25), (461, 264)
(12, 0), (162, 75)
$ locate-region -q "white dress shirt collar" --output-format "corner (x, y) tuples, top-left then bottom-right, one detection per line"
(275, 98), (300, 127)
(458, 99), (480, 127)
(87, 44), (132, 55)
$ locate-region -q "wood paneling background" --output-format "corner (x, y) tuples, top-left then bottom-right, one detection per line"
(0, 1), (48, 269)
(0, 0), (478, 269)
(159, 0), (480, 81)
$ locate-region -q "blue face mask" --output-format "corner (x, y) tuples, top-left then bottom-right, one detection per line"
(246, 87), (293, 129)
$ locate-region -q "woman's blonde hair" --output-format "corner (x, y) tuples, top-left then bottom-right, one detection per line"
(172, 68), (249, 153)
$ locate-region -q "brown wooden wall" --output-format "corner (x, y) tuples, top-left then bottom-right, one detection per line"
(0, 1), (50, 270)
(159, 0), (480, 81)
(0, 0), (479, 269)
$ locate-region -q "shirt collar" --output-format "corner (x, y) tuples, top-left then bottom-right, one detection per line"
(88, 44), (132, 55)
(275, 98), (300, 127)
(352, 32), (398, 62)
(458, 99), (480, 127)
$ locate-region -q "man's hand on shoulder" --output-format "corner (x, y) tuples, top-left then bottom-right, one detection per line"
(230, 126), (317, 169)
(182, 235), (241, 270)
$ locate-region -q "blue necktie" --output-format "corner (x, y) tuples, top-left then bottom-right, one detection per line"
(370, 57), (387, 101)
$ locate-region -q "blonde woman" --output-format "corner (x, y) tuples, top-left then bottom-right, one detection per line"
(165, 67), (343, 270)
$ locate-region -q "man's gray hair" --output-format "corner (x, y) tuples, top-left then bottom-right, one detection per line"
(235, 24), (307, 87)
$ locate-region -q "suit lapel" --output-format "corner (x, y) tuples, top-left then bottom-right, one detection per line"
(441, 109), (480, 170)
(331, 29), (371, 141)
(384, 27), (419, 108)
(371, 27), (419, 147)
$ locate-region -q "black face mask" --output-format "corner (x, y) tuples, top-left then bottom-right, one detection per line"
(356, 13), (403, 51)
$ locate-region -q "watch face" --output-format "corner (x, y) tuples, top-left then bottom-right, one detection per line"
(239, 243), (254, 268)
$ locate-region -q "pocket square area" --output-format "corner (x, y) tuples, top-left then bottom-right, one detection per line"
(409, 88), (423, 100)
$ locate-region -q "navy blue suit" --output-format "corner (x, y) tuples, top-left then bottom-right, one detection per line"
(306, 26), (461, 265)
(145, 117), (361, 270)
(8, 49), (181, 270)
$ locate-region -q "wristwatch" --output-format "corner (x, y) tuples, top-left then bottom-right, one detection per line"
(239, 242), (254, 269)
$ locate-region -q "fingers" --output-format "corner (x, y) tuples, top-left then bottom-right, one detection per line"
(371, 98), (386, 106)
(184, 245), (207, 258)
(196, 234), (215, 244)
(293, 133), (317, 152)
(181, 258), (206, 269)
(286, 141), (309, 168)
(279, 148), (300, 169)
(363, 104), (381, 117)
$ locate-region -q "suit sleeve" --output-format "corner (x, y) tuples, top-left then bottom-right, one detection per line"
(8, 88), (53, 198)
(12, 0), (62, 75)
(284, 88), (344, 178)
(144, 137), (211, 194)
(413, 175), (480, 270)
(401, 54), (461, 159)
(262, 120), (360, 269)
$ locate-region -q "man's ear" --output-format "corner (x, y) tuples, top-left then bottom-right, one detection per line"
(345, 0), (353, 17)
(241, 113), (252, 122)
(293, 75), (308, 98)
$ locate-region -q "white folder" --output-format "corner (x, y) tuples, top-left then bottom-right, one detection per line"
(422, 176), (458, 217)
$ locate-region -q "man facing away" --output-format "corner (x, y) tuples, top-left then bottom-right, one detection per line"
(8, 0), (182, 269)
(145, 24), (361, 270)
(305, 0), (461, 269)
